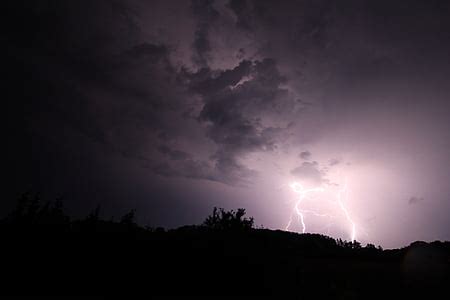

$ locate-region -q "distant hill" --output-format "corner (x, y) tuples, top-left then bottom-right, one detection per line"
(1, 194), (448, 298)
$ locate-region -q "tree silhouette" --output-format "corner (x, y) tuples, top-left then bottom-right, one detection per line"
(5, 193), (69, 229)
(120, 209), (136, 225)
(203, 207), (254, 231)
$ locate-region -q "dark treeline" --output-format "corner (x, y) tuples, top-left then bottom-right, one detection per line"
(1, 194), (449, 298)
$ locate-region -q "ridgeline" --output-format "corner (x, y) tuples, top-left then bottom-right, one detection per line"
(1, 194), (448, 298)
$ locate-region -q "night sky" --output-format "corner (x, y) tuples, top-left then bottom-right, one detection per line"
(5, 0), (450, 248)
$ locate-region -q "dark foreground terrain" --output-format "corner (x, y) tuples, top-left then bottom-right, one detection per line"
(1, 195), (449, 298)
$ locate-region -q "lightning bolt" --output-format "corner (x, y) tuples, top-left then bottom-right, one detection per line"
(285, 183), (324, 233)
(286, 178), (357, 242)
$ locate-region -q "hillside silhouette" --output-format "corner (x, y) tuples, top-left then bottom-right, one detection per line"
(1, 193), (449, 298)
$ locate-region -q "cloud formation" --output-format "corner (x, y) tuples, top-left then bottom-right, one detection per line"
(299, 151), (312, 160)
(291, 162), (326, 186)
(6, 0), (450, 247)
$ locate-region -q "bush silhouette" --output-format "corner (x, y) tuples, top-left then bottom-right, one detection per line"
(4, 193), (69, 230)
(203, 207), (254, 231)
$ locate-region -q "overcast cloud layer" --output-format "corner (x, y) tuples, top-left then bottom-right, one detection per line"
(5, 0), (450, 248)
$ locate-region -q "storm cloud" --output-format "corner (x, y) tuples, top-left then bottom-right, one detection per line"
(5, 0), (450, 248)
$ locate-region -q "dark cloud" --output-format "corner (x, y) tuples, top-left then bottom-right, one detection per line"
(227, 0), (255, 31)
(188, 60), (253, 95)
(190, 0), (219, 67)
(157, 145), (191, 161)
(299, 151), (312, 160)
(291, 162), (325, 186)
(187, 58), (292, 183)
(329, 158), (340, 166)
(5, 0), (296, 186)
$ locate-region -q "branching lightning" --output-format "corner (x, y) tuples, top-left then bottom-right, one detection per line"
(285, 178), (357, 242)
(285, 183), (324, 234)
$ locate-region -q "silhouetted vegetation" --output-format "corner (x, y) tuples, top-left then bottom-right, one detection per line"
(203, 207), (254, 230)
(0, 193), (448, 298)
